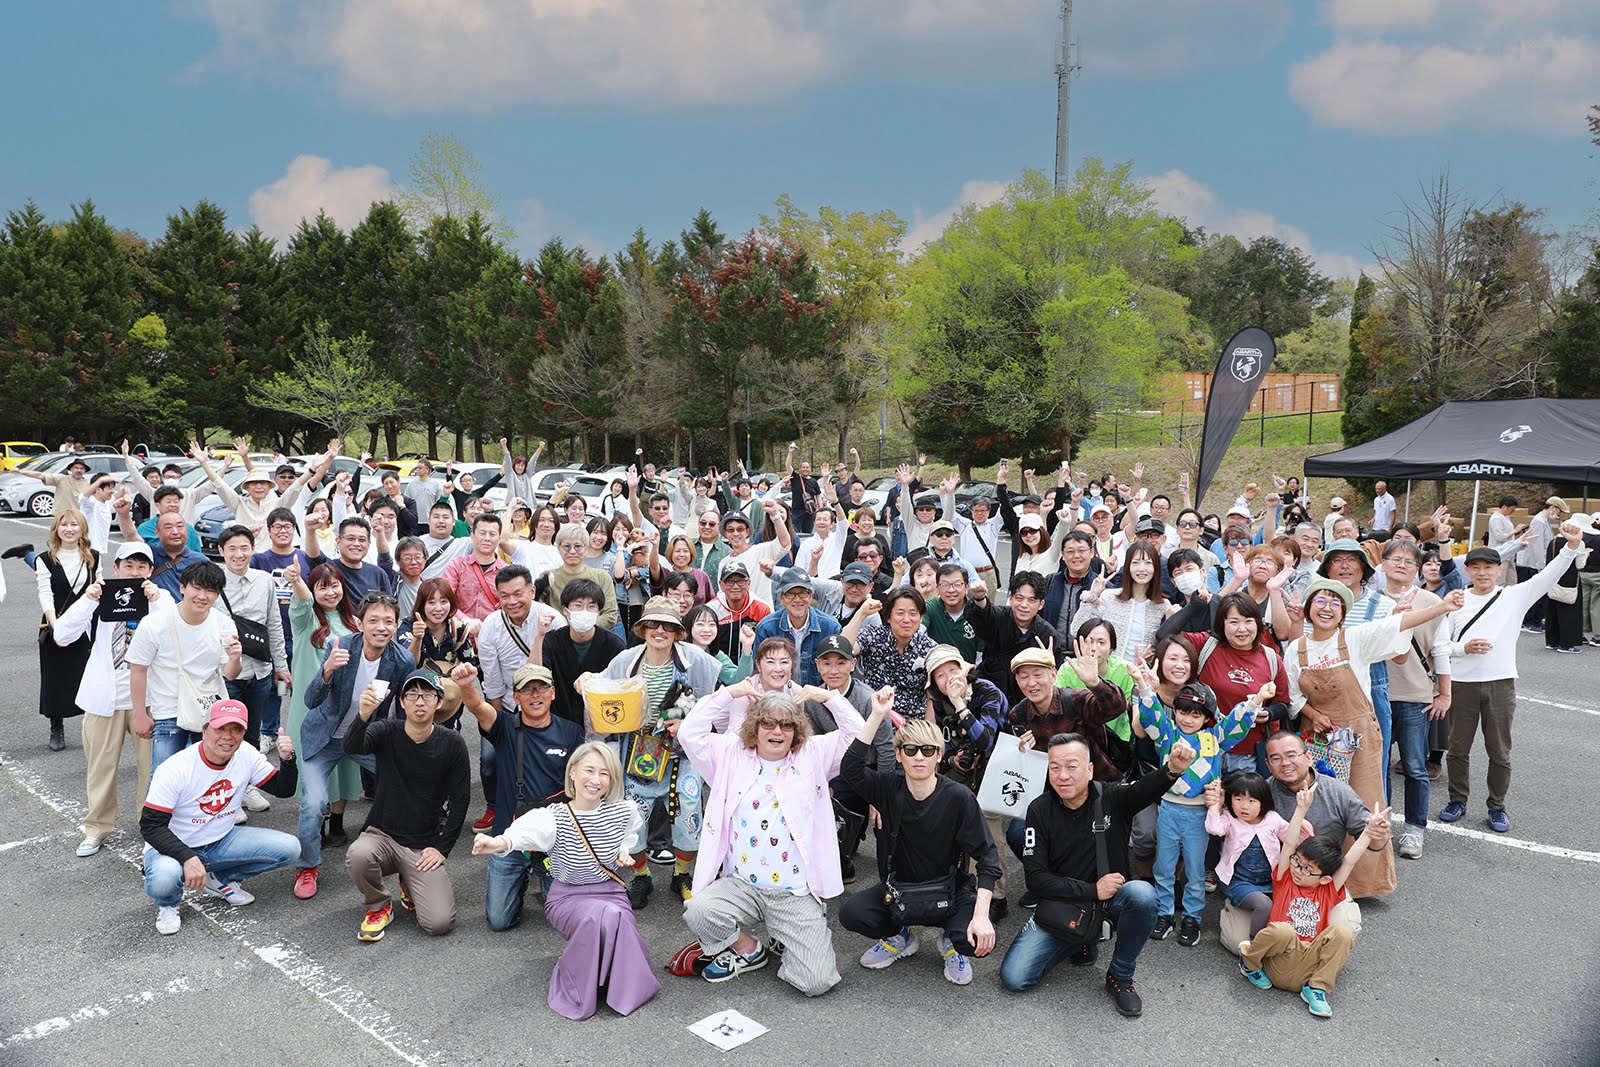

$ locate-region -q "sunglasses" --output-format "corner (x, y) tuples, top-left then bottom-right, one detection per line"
(641, 620), (678, 632)
(1226, 538), (1251, 547)
(359, 593), (398, 608)
(1177, 520), (1200, 529)
(899, 743), (941, 757)
(755, 717), (797, 730)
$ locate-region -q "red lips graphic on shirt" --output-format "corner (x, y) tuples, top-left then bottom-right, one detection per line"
(199, 778), (236, 815)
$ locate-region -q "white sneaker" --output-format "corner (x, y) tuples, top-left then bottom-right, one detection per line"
(859, 928), (919, 969)
(242, 786), (271, 812)
(155, 905), (181, 935)
(204, 874), (256, 906)
(235, 807), (248, 824)
(75, 834), (104, 857)
(1397, 828), (1424, 859)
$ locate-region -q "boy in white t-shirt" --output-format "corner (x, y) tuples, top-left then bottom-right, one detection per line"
(140, 699), (300, 935)
(126, 560), (243, 774)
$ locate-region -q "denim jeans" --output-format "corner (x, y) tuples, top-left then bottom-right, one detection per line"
(296, 744), (376, 871)
(1221, 748), (1263, 777)
(480, 735), (497, 810)
(1369, 662), (1392, 807)
(143, 826), (301, 906)
(1153, 800), (1210, 918)
(623, 756), (701, 854)
(1391, 699), (1432, 829)
(261, 645), (290, 740)
(1005, 815), (1027, 860)
(999, 879), (1158, 989)
(150, 718), (201, 775)
(485, 849), (551, 931)
(225, 673), (273, 751)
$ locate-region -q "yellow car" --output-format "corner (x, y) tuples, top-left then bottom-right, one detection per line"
(375, 458), (443, 478)
(0, 441), (47, 472)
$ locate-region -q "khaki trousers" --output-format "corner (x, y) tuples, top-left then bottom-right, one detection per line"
(1447, 678), (1516, 809)
(346, 827), (457, 935)
(1243, 921), (1354, 992)
(81, 709), (152, 840)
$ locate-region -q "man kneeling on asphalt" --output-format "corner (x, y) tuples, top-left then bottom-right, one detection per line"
(838, 688), (999, 985)
(140, 699), (300, 936)
(341, 667), (472, 943)
(999, 731), (1197, 1018)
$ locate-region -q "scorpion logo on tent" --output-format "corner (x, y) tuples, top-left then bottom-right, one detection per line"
(1498, 425), (1533, 443)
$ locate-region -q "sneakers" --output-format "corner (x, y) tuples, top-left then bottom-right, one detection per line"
(841, 857), (856, 884)
(1301, 983), (1333, 1018)
(1397, 828), (1424, 858)
(242, 786), (271, 812)
(860, 928), (919, 969)
(204, 874), (256, 906)
(1150, 915), (1175, 941)
(670, 871), (694, 901)
(1019, 891), (1039, 909)
(1520, 624), (1544, 634)
(1203, 871), (1218, 894)
(293, 866), (319, 899)
(1556, 646), (1583, 654)
(155, 905), (182, 936)
(1487, 808), (1511, 833)
(938, 932), (972, 985)
(48, 723), (66, 751)
(1176, 915), (1201, 947)
(358, 902), (393, 942)
(648, 848), (674, 864)
(76, 834), (104, 858)
(702, 942), (768, 983)
(1069, 940), (1099, 967)
(1438, 800), (1467, 823)
(1237, 942), (1273, 989)
(398, 884), (415, 912)
(471, 809), (495, 832)
(235, 807), (248, 824)
(627, 872), (653, 910)
(1105, 972), (1143, 1017)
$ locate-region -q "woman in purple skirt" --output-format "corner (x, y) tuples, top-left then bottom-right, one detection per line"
(473, 742), (661, 1019)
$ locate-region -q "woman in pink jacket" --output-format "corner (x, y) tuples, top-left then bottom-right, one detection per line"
(678, 685), (867, 995)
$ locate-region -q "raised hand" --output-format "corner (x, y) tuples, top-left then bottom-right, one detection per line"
(1204, 779), (1223, 810)
(1295, 780), (1318, 812)
(997, 461), (1009, 483)
(896, 463), (913, 486)
(1167, 738), (1197, 774)
(1443, 588), (1465, 611)
(1071, 635), (1099, 687)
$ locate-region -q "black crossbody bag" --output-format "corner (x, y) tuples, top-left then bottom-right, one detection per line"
(882, 784), (959, 925)
(1034, 789), (1108, 944)
(220, 587), (272, 663)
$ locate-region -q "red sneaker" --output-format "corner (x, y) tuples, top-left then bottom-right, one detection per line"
(471, 808), (495, 832)
(293, 866), (319, 899)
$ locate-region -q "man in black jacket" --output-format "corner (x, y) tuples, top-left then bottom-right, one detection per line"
(999, 731), (1196, 1017)
(838, 687), (999, 987)
(966, 569), (1063, 707)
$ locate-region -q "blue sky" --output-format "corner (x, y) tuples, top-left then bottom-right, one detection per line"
(5, 0), (1596, 278)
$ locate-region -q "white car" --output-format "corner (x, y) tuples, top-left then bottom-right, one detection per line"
(0, 453), (132, 517)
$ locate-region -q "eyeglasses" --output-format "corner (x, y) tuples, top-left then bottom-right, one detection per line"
(721, 575), (749, 584)
(1264, 751), (1304, 766)
(1177, 520), (1200, 529)
(401, 690), (438, 703)
(937, 582), (967, 592)
(756, 717), (797, 730)
(898, 743), (941, 757)
(558, 542), (585, 551)
(1289, 856), (1321, 878)
(1308, 596), (1343, 609)
(269, 523), (295, 532)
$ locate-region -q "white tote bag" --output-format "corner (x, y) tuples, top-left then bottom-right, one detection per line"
(976, 732), (1051, 818)
(169, 610), (228, 732)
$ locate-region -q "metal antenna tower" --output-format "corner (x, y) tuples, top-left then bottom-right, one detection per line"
(1054, 0), (1081, 192)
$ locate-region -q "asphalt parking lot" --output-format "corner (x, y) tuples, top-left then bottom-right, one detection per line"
(1, 515), (1597, 1066)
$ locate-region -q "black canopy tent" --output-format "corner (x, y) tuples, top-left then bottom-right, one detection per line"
(1304, 398), (1600, 541)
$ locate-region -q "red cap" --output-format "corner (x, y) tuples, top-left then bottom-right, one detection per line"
(209, 699), (249, 730)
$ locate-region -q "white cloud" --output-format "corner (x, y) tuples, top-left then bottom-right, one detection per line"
(1141, 168), (1370, 279)
(247, 154), (397, 243)
(1291, 1), (1599, 134)
(903, 179), (1010, 254)
(189, 0), (1291, 112)
(515, 197), (608, 262)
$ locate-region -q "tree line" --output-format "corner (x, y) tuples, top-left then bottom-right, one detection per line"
(2, 146), (1591, 474)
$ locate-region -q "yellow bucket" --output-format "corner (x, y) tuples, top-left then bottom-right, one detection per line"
(584, 677), (647, 733)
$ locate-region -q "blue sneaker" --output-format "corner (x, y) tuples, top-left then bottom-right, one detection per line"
(859, 928), (918, 969)
(1487, 808), (1511, 833)
(1301, 984), (1332, 1018)
(1237, 941), (1272, 989)
(1438, 800), (1467, 823)
(702, 943), (768, 983)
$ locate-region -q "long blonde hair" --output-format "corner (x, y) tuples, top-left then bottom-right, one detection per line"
(48, 508), (96, 568)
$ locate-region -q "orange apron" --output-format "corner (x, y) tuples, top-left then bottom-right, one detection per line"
(1295, 630), (1396, 898)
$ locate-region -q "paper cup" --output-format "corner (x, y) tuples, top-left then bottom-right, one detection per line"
(369, 679), (391, 699)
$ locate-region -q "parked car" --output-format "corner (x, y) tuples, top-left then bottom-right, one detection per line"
(0, 452), (130, 517)
(194, 500), (235, 558)
(527, 467), (608, 506)
(0, 441), (48, 472)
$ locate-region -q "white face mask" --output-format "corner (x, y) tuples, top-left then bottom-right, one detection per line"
(1174, 570), (1205, 596)
(567, 609), (599, 632)
(1090, 487), (1102, 498)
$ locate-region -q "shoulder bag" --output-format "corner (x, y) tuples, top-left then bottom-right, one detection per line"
(169, 609), (229, 732)
(1034, 788), (1108, 944)
(565, 803), (626, 886)
(882, 784), (960, 925)
(220, 585), (272, 663)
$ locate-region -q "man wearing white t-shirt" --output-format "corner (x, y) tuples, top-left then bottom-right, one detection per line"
(1370, 482), (1396, 533)
(717, 497), (793, 606)
(140, 699), (301, 935)
(126, 560), (243, 774)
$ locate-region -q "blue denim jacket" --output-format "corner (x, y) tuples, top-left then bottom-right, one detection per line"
(300, 634), (414, 760)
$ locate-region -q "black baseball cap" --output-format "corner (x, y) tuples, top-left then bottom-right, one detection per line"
(836, 561), (875, 585)
(1463, 547), (1502, 566)
(719, 559), (751, 581)
(816, 634), (856, 659)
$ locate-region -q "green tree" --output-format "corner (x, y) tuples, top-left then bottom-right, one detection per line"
(1546, 248), (1600, 398)
(658, 211), (837, 467)
(347, 202), (419, 455)
(1178, 233), (1339, 346)
(252, 322), (406, 439)
(231, 227), (301, 448)
(398, 132), (512, 244)
(0, 203), (79, 437)
(897, 171), (1175, 476)
(1339, 274), (1379, 445)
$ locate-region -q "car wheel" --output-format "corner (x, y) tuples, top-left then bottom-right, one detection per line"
(28, 492), (53, 517)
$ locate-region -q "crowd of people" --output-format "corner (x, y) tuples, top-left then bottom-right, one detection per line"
(8, 439), (1597, 1023)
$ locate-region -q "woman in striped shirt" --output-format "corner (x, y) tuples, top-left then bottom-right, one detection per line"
(472, 742), (660, 1020)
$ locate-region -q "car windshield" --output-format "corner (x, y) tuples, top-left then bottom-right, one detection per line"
(9, 444), (47, 458)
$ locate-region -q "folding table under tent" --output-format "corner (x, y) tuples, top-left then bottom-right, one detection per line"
(1302, 398), (1600, 542)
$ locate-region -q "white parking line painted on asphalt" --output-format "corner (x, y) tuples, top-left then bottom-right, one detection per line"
(1429, 821), (1600, 864)
(1523, 695), (1600, 718)
(1, 976), (193, 1049)
(0, 750), (435, 1067)
(0, 832), (63, 852)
